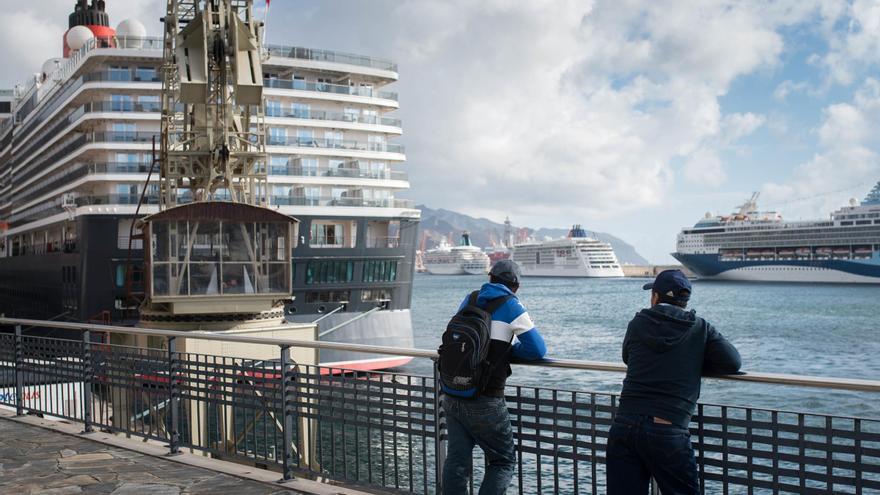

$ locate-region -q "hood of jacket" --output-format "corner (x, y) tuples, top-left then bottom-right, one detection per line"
(476, 282), (517, 306)
(631, 303), (700, 353)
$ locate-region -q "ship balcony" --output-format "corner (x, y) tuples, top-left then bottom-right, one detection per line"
(9, 162), (154, 207)
(268, 135), (403, 153)
(13, 69), (161, 144)
(270, 195), (414, 209)
(265, 109), (401, 134)
(264, 79), (398, 107)
(265, 108), (401, 128)
(265, 44), (398, 79)
(268, 165), (408, 183)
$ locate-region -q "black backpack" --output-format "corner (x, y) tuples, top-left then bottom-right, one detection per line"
(438, 291), (512, 398)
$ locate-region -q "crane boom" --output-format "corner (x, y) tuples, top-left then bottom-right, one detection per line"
(160, 0), (266, 208)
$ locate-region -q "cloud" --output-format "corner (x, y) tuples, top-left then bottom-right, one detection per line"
(762, 77), (880, 216)
(721, 112), (766, 144)
(367, 0), (826, 220)
(0, 0), (163, 88)
(821, 0), (880, 85)
(773, 79), (811, 100)
(683, 148), (727, 187)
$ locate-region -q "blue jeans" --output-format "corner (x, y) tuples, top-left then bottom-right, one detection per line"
(442, 395), (516, 495)
(606, 413), (700, 495)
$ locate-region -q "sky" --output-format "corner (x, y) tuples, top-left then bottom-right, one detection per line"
(2, 0), (880, 263)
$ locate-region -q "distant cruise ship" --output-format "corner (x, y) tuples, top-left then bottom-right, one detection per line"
(512, 225), (624, 277)
(0, 0), (419, 370)
(673, 182), (880, 283)
(424, 232), (490, 275)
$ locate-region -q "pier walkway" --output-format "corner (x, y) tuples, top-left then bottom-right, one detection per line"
(1, 317), (878, 494)
(0, 412), (370, 495)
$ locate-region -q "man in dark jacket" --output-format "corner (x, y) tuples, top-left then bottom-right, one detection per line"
(607, 269), (741, 495)
(442, 260), (547, 495)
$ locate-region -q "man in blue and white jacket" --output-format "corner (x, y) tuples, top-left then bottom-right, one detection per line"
(442, 259), (547, 495)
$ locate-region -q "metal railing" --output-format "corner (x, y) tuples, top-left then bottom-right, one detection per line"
(270, 195), (414, 209)
(267, 135), (404, 154)
(0, 317), (877, 495)
(264, 78), (398, 101)
(270, 165), (407, 181)
(265, 108), (402, 128)
(265, 45), (398, 72)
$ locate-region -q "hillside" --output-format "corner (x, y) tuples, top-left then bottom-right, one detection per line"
(416, 205), (649, 265)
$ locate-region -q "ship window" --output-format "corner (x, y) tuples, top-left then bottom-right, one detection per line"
(292, 103), (310, 118)
(109, 65), (130, 81)
(0, 102), (10, 113)
(363, 260), (398, 282)
(305, 291), (350, 303)
(135, 66), (157, 81)
(111, 94), (134, 111)
(361, 289), (392, 302)
(268, 127), (287, 145)
(266, 99), (282, 117)
(269, 156), (289, 175)
(305, 260), (354, 284)
(118, 219), (143, 249)
(311, 223), (343, 247)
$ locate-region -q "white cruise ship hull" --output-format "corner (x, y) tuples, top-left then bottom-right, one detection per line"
(424, 263), (487, 275)
(520, 265), (624, 278)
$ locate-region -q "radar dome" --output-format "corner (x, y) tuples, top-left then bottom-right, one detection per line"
(41, 58), (61, 79)
(66, 25), (95, 51)
(116, 19), (146, 39)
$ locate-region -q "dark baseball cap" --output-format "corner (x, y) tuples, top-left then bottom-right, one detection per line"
(643, 269), (692, 299)
(489, 259), (521, 285)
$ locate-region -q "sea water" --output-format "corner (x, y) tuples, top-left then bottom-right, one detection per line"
(404, 274), (880, 417)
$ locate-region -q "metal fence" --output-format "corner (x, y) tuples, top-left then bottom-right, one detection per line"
(0, 318), (878, 495)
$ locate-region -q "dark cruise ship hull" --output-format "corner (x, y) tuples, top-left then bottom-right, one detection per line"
(673, 252), (880, 283)
(0, 214), (418, 369)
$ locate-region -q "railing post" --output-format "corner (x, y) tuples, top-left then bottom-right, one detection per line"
(167, 336), (181, 455)
(280, 345), (296, 481)
(14, 324), (23, 416)
(81, 329), (94, 433)
(433, 358), (446, 492)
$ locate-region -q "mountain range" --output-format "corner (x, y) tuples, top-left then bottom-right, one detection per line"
(416, 205), (650, 265)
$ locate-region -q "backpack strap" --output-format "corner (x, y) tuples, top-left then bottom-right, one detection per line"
(467, 290), (480, 307)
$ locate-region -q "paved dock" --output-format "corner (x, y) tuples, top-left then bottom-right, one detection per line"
(0, 414), (373, 495)
(0, 419), (300, 495)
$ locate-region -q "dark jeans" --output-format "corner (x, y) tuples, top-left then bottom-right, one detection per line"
(442, 395), (516, 495)
(606, 413), (700, 495)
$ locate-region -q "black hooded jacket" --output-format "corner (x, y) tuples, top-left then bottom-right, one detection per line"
(617, 304), (742, 428)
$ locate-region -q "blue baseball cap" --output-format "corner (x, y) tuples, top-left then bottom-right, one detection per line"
(643, 269), (692, 300)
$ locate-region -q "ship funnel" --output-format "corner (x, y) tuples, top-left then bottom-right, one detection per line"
(64, 0), (115, 57)
(568, 224), (587, 238)
(460, 231), (473, 246)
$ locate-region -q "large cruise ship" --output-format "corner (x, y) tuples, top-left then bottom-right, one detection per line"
(673, 183), (880, 283)
(512, 225), (624, 277)
(0, 1), (419, 369)
(423, 232), (490, 275)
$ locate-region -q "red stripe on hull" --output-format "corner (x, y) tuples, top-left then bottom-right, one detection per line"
(319, 356), (414, 375)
